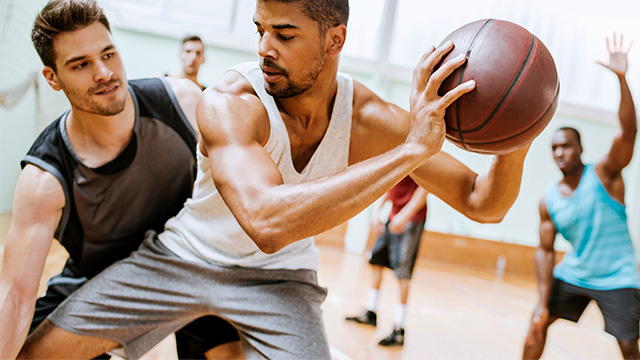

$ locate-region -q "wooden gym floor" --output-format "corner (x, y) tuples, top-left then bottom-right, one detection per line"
(0, 213), (624, 359)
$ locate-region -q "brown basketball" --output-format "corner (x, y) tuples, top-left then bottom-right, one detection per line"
(437, 19), (559, 154)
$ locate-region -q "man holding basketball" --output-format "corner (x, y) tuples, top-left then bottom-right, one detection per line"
(19, 0), (534, 358)
(522, 34), (639, 360)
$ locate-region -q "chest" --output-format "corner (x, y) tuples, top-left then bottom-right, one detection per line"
(282, 118), (330, 173)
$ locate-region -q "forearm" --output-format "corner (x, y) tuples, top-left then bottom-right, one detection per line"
(534, 246), (555, 308)
(0, 289), (35, 359)
(618, 76), (637, 138)
(227, 143), (428, 253)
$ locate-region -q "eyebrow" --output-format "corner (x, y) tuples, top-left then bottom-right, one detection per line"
(64, 45), (115, 66)
(253, 19), (299, 30)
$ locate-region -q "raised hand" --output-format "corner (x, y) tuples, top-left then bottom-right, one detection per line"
(597, 32), (633, 77)
(407, 41), (475, 158)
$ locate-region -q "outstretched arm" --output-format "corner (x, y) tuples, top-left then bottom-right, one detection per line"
(597, 33), (637, 176)
(0, 165), (63, 359)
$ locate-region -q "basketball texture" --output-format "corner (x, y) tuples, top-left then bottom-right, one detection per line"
(437, 19), (559, 154)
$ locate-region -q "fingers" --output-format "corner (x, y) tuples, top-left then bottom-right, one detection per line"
(412, 45), (436, 92)
(412, 41), (454, 92)
(439, 79), (475, 109)
(608, 32), (633, 54)
(426, 52), (467, 95)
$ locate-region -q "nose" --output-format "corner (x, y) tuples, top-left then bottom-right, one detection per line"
(94, 60), (113, 83)
(257, 33), (278, 60)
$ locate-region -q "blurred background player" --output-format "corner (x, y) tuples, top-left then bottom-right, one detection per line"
(167, 35), (206, 90)
(522, 33), (640, 360)
(346, 176), (428, 346)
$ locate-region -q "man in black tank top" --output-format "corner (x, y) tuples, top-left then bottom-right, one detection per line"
(0, 1), (241, 359)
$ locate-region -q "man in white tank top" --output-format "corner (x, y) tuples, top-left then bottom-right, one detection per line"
(21, 0), (534, 358)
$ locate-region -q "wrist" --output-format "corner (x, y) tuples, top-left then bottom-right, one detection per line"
(398, 142), (436, 165)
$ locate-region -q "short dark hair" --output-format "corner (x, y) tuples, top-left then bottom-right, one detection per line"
(31, 0), (111, 72)
(182, 35), (203, 45)
(263, 0), (349, 33)
(557, 127), (582, 147)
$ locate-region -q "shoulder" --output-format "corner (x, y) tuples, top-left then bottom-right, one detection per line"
(128, 77), (163, 95)
(352, 80), (410, 133)
(165, 76), (202, 98)
(197, 71), (270, 146)
(22, 115), (72, 171)
(349, 80), (410, 163)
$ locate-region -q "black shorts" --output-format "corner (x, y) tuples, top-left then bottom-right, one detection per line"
(31, 270), (240, 359)
(369, 220), (425, 279)
(548, 278), (640, 341)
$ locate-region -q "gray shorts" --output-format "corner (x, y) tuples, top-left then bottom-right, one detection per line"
(48, 231), (330, 359)
(369, 220), (425, 279)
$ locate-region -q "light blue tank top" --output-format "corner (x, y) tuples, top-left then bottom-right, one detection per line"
(545, 164), (640, 290)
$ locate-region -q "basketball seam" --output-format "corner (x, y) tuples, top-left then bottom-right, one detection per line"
(454, 18), (493, 150)
(446, 80), (560, 146)
(457, 33), (537, 134)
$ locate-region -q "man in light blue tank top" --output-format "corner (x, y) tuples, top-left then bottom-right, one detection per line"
(523, 34), (640, 360)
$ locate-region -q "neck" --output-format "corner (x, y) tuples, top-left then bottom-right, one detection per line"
(275, 63), (339, 129)
(561, 162), (585, 187)
(66, 92), (135, 167)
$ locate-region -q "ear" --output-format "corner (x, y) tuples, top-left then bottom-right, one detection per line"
(42, 66), (62, 91)
(326, 24), (347, 56)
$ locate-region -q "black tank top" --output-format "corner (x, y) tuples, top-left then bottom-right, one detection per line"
(22, 78), (196, 279)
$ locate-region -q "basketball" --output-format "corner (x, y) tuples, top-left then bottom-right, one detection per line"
(437, 19), (559, 154)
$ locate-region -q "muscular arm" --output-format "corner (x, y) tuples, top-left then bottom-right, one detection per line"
(599, 76), (637, 174)
(535, 197), (556, 310)
(199, 43), (473, 254)
(200, 86), (430, 253)
(0, 165), (63, 359)
(596, 35), (637, 197)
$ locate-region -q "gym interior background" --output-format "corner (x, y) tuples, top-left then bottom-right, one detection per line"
(1, 0), (640, 260)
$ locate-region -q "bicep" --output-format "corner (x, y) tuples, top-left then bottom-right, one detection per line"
(1, 166), (64, 294)
(599, 129), (636, 176)
(197, 86), (283, 215)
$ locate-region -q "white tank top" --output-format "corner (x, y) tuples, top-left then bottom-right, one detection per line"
(159, 62), (353, 270)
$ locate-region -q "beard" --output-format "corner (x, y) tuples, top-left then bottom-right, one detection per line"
(262, 50), (325, 99)
(61, 78), (127, 116)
